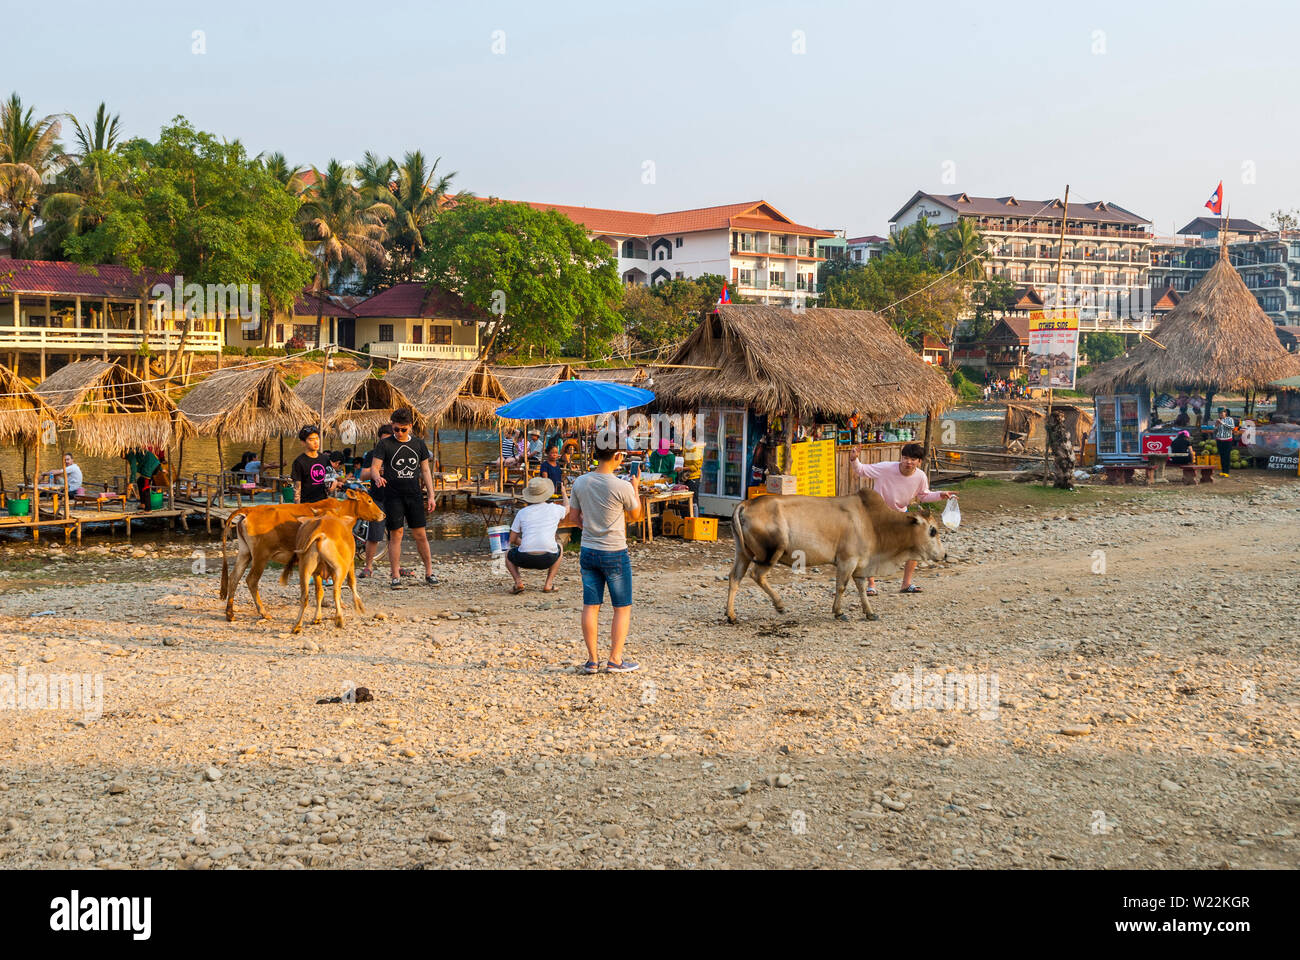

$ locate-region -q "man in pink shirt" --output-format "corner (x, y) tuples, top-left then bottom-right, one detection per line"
(849, 442), (956, 594)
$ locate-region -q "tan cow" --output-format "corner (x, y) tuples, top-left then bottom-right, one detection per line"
(284, 515), (364, 633)
(219, 490), (385, 622)
(725, 489), (948, 623)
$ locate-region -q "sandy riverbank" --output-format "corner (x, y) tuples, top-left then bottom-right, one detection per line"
(0, 474), (1297, 869)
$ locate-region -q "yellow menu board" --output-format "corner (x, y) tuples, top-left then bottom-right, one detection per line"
(774, 439), (836, 496)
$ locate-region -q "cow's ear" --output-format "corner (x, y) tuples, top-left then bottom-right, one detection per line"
(911, 515), (923, 525)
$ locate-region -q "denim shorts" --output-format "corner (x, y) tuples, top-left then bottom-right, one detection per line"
(579, 548), (632, 608)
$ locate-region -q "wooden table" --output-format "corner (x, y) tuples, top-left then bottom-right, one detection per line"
(636, 490), (696, 542)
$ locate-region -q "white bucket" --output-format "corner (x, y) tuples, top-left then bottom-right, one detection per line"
(487, 525), (510, 555)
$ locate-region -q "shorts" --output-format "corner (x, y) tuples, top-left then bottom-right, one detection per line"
(357, 517), (387, 543)
(384, 488), (427, 532)
(507, 547), (560, 570)
(579, 547), (632, 608)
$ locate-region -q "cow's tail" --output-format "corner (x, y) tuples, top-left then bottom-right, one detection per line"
(283, 530), (327, 585)
(733, 500), (767, 565)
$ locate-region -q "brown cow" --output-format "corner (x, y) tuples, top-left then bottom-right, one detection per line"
(284, 515), (364, 633)
(725, 489), (948, 623)
(219, 490), (385, 622)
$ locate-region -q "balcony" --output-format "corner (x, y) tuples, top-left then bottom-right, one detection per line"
(0, 323), (222, 354)
(367, 342), (479, 360)
(975, 220), (1152, 241)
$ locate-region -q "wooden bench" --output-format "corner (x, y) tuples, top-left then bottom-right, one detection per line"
(1179, 464), (1215, 485)
(1103, 464), (1157, 485)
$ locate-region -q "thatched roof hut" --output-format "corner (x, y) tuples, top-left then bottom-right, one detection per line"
(0, 364), (57, 445)
(384, 360), (510, 427)
(1080, 258), (1300, 394)
(652, 305), (956, 420)
(572, 366), (646, 385)
(293, 369), (424, 435)
(177, 364), (316, 442)
(491, 363), (574, 399)
(33, 360), (185, 456)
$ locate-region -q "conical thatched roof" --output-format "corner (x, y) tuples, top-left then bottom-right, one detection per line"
(177, 364), (316, 442)
(490, 363), (574, 399)
(1080, 258), (1300, 394)
(293, 369), (425, 436)
(33, 360), (187, 456)
(0, 364), (57, 445)
(384, 360), (510, 427)
(572, 366), (646, 384)
(652, 305), (956, 420)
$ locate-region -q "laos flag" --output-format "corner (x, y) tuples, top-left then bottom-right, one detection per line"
(1205, 181), (1223, 215)
(718, 283), (731, 304)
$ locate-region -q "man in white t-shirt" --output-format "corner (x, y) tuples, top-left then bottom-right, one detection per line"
(506, 475), (568, 594)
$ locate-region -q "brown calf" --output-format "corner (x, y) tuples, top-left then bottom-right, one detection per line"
(220, 490), (385, 622)
(285, 514), (364, 633)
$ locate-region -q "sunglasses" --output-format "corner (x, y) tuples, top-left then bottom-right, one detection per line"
(392, 425), (411, 433)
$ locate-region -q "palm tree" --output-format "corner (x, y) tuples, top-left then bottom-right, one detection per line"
(36, 102), (123, 257)
(0, 94), (66, 258)
(888, 224), (919, 258)
(259, 151), (311, 197)
(938, 218), (986, 279)
(911, 216), (938, 262)
(386, 151), (457, 279)
(297, 160), (391, 347)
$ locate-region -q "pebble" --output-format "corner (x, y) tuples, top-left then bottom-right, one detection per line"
(204, 767), (223, 782)
(600, 824), (626, 839)
(1059, 725), (1093, 736)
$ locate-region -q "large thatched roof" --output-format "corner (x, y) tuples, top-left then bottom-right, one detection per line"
(177, 364), (316, 442)
(0, 364), (58, 445)
(1080, 258), (1300, 394)
(293, 369), (424, 436)
(491, 363), (574, 399)
(572, 366), (646, 384)
(652, 305), (956, 420)
(33, 360), (186, 456)
(384, 360), (509, 427)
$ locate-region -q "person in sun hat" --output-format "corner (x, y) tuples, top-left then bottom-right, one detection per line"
(1169, 429), (1194, 467)
(505, 475), (568, 595)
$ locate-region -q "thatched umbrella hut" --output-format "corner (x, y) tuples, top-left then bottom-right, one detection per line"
(0, 364), (61, 516)
(652, 305), (956, 513)
(572, 366), (646, 385)
(32, 360), (188, 512)
(491, 363), (574, 399)
(1080, 257), (1300, 460)
(384, 359), (511, 473)
(292, 368), (425, 442)
(177, 364), (316, 492)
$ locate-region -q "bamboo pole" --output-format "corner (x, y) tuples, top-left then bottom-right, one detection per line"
(1043, 184), (1070, 487)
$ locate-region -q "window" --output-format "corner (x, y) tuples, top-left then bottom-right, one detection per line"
(769, 270), (785, 289)
(242, 323), (261, 341)
(294, 324), (318, 344)
(738, 268), (754, 286)
(675, 237), (683, 248)
(675, 271), (684, 280)
(379, 324), (394, 342)
(432, 325), (452, 344)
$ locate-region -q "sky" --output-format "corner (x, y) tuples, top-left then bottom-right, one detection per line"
(14, 0), (1300, 237)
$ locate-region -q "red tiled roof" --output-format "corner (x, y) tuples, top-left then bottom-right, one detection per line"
(0, 258), (165, 298)
(523, 200), (835, 239)
(294, 289), (355, 317)
(847, 235), (887, 244)
(351, 282), (486, 320)
(922, 335), (949, 350)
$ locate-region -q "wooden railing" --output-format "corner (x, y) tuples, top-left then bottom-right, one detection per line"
(0, 324), (222, 353)
(367, 341), (479, 360)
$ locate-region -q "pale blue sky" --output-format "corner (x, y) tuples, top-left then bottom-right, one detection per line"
(16, 0), (1300, 236)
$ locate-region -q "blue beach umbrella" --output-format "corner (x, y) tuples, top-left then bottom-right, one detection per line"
(495, 379), (655, 421)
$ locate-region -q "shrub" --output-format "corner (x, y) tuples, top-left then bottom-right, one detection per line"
(285, 334), (307, 351)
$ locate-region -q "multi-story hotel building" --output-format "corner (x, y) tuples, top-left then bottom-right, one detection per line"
(525, 200), (834, 305)
(889, 191), (1155, 330)
(1149, 217), (1300, 326)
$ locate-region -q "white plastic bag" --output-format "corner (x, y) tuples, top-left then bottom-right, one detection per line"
(941, 497), (961, 530)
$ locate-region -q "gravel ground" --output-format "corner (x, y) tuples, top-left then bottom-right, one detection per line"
(1, 477), (1297, 869)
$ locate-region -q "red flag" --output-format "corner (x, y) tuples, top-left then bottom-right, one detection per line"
(1205, 181), (1223, 215)
(718, 283), (730, 304)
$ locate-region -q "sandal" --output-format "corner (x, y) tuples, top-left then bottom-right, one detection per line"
(357, 569), (371, 579)
(510, 584), (525, 595)
(865, 587), (878, 596)
(542, 586), (556, 593)
(399, 567), (415, 577)
(899, 584), (923, 594)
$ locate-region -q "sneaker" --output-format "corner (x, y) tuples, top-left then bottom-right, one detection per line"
(582, 660), (602, 675)
(425, 573), (440, 586)
(391, 578), (406, 590)
(605, 660), (640, 673)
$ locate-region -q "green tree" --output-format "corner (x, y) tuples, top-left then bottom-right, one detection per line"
(1081, 331), (1125, 364)
(418, 198), (622, 360)
(298, 159), (391, 345)
(965, 276), (1019, 340)
(0, 93), (66, 258)
(64, 118), (314, 372)
(937, 217), (986, 279)
(622, 274), (739, 354)
(821, 254), (966, 348)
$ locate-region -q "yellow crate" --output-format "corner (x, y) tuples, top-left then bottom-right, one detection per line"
(661, 511), (685, 537)
(747, 485), (769, 499)
(683, 517), (718, 542)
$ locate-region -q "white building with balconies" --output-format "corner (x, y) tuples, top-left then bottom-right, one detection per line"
(526, 200), (834, 305)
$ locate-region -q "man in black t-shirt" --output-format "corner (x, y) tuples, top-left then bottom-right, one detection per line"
(370, 408), (438, 589)
(357, 424), (393, 578)
(291, 425), (333, 504)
